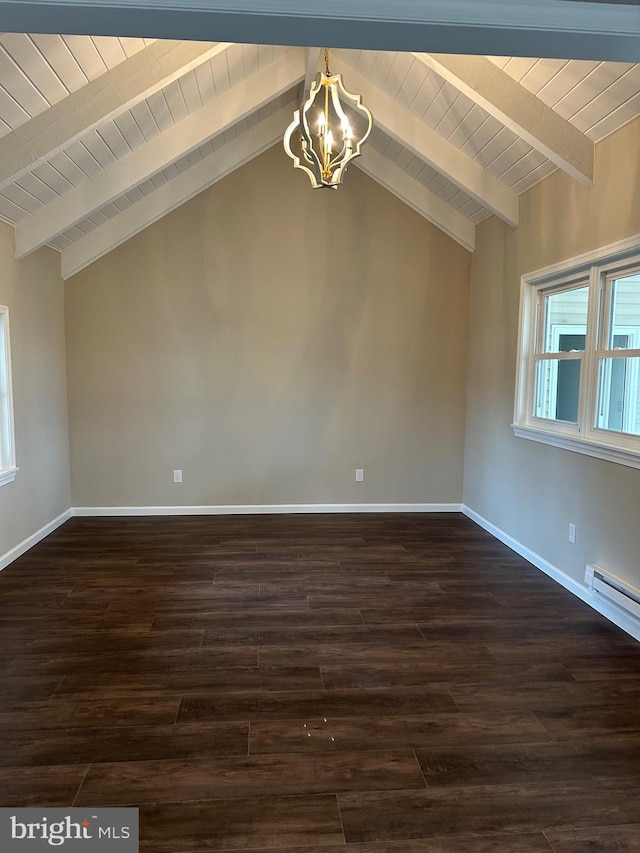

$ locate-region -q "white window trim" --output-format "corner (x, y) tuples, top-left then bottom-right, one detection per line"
(513, 233), (640, 470)
(0, 305), (17, 486)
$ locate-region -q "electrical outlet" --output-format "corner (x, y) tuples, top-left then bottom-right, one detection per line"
(173, 469), (183, 484)
(568, 523), (576, 544)
(355, 468), (364, 482)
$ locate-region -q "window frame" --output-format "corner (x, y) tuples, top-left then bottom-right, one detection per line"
(514, 233), (640, 470)
(0, 305), (17, 487)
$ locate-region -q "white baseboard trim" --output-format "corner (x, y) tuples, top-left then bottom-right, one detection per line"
(462, 504), (640, 643)
(73, 502), (463, 517)
(0, 508), (73, 572)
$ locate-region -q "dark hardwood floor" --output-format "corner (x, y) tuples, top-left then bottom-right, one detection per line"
(1, 513), (640, 852)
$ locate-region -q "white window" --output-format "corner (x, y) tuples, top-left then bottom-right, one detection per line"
(0, 306), (16, 486)
(514, 235), (640, 469)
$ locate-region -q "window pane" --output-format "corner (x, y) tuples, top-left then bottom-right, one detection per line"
(534, 358), (581, 423)
(542, 286), (589, 353)
(607, 272), (640, 350)
(596, 356), (640, 435)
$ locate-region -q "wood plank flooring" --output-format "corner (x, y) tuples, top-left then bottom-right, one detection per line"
(1, 513), (640, 852)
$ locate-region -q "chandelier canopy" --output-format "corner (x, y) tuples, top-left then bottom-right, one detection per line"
(284, 49), (373, 189)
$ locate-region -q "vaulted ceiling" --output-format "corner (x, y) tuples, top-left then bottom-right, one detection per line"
(0, 4), (638, 278)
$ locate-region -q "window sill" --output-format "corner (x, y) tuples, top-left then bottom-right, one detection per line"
(512, 425), (640, 470)
(0, 467), (17, 487)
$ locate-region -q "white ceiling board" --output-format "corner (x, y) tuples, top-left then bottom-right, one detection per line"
(497, 57), (538, 80)
(537, 59), (602, 107)
(28, 33), (88, 92)
(489, 138), (540, 180)
(241, 43), (260, 81)
(47, 150), (89, 187)
(0, 193), (28, 224)
(512, 161), (557, 195)
(447, 104), (491, 150)
(80, 130), (119, 169)
(410, 72), (449, 125)
(179, 70), (202, 114)
(459, 115), (506, 161)
(518, 58), (570, 94)
(111, 195), (132, 213)
(0, 37), (71, 126)
(473, 126), (527, 172)
(120, 37), (155, 55)
(393, 147), (416, 173)
(93, 121), (131, 161)
(434, 95), (474, 143)
(30, 161), (73, 197)
(227, 45), (245, 89)
(0, 34), (68, 108)
(0, 86), (31, 134)
(15, 172), (58, 205)
(469, 208), (492, 225)
(367, 50), (396, 92)
(492, 55), (640, 141)
(348, 48), (377, 82)
(556, 63), (633, 123)
(394, 58), (430, 113)
(193, 60), (216, 105)
(499, 148), (549, 186)
(60, 35), (108, 81)
(161, 78), (189, 124)
(128, 99), (161, 142)
(64, 140), (102, 179)
(586, 91), (640, 141)
(210, 48), (231, 95)
(2, 181), (41, 215)
(112, 110), (146, 151)
(89, 35), (126, 67)
(87, 208), (109, 227)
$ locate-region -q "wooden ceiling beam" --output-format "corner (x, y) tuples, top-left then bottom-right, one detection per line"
(0, 39), (233, 192)
(413, 52), (594, 185)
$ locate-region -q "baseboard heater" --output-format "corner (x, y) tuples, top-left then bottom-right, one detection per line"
(585, 564), (640, 621)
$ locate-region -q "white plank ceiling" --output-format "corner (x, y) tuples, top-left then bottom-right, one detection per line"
(0, 32), (638, 276)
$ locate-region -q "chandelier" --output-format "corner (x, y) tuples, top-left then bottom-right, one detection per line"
(284, 48), (373, 189)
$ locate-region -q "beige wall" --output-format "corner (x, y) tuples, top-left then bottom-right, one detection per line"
(0, 221), (70, 558)
(464, 116), (640, 589)
(65, 146), (471, 508)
